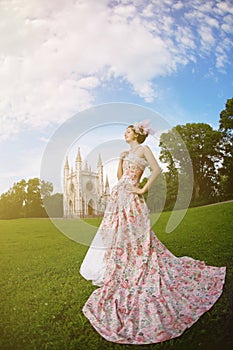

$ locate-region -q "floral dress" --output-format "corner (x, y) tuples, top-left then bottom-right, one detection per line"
(80, 152), (226, 344)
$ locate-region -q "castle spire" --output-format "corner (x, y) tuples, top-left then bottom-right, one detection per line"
(75, 147), (82, 171)
(64, 156), (69, 169)
(105, 175), (109, 188)
(97, 153), (104, 195)
(98, 153), (102, 166)
(76, 147), (82, 162)
(105, 175), (110, 196)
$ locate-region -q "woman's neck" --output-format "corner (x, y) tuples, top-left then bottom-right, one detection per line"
(129, 142), (140, 151)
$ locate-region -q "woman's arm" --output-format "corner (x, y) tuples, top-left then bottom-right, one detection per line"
(117, 159), (124, 180)
(127, 146), (161, 195)
(140, 146), (161, 194)
(117, 151), (129, 180)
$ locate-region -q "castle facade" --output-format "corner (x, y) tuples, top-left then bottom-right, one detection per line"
(63, 148), (110, 218)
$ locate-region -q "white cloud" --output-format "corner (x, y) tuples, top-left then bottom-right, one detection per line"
(199, 25), (216, 52)
(222, 14), (233, 34)
(205, 16), (219, 29)
(215, 37), (232, 70)
(142, 4), (154, 18)
(216, 1), (233, 15)
(0, 0), (232, 140)
(173, 1), (184, 11)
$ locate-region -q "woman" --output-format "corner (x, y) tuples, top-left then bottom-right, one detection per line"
(80, 120), (226, 344)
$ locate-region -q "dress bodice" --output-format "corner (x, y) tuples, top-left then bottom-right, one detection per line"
(122, 152), (148, 185)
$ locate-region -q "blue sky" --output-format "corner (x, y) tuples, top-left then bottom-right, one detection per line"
(0, 0), (233, 195)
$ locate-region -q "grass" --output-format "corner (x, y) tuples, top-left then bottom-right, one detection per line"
(0, 202), (233, 350)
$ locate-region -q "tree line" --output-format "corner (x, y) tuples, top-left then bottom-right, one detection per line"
(0, 178), (62, 219)
(0, 97), (232, 219)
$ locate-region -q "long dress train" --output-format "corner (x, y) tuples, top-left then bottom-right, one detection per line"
(80, 152), (226, 344)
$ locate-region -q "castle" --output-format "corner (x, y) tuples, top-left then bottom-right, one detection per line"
(63, 148), (110, 218)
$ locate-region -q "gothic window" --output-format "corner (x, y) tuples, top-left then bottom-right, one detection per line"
(70, 182), (75, 193)
(88, 199), (94, 216)
(86, 181), (94, 192)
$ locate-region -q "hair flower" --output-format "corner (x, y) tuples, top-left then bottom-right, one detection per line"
(133, 119), (155, 135)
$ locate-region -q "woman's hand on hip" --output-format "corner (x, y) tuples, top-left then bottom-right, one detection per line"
(126, 184), (144, 195)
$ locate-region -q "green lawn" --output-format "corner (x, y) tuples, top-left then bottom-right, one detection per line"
(0, 202), (233, 350)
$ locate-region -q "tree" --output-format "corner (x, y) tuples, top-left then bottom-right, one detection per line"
(219, 97), (233, 199)
(162, 154), (178, 209)
(0, 193), (10, 219)
(219, 98), (233, 131)
(159, 123), (222, 203)
(10, 179), (27, 217)
(24, 178), (46, 217)
(40, 180), (53, 199)
(43, 193), (63, 218)
(0, 179), (27, 219)
(146, 172), (167, 212)
(0, 178), (52, 219)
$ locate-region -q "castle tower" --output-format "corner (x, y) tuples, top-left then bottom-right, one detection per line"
(63, 156), (69, 218)
(105, 175), (110, 196)
(75, 147), (82, 171)
(64, 156), (69, 178)
(75, 147), (82, 217)
(97, 153), (104, 196)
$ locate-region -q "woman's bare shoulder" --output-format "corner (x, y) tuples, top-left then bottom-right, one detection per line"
(142, 145), (152, 154)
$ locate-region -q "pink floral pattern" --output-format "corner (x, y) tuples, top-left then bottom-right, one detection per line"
(82, 153), (226, 344)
